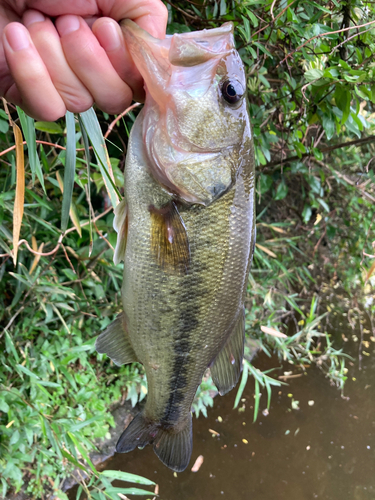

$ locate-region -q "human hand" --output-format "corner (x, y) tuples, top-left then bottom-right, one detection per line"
(0, 0), (168, 121)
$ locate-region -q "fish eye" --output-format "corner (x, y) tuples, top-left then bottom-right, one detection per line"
(221, 79), (244, 105)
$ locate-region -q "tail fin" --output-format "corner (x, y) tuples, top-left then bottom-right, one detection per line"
(116, 411), (193, 472)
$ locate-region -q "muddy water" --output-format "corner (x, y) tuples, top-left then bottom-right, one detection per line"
(72, 308), (375, 500)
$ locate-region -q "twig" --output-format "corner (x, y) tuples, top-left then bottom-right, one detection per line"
(0, 207), (113, 258)
(262, 135), (375, 169)
(313, 226), (327, 259)
(280, 18), (375, 65)
(249, 0), (298, 40)
(329, 26), (375, 55)
(270, 0), (277, 21)
(104, 103), (141, 139)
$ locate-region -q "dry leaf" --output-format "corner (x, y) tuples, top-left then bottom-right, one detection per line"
(269, 225), (286, 234)
(255, 243), (277, 258)
(12, 122), (25, 265)
(365, 260), (375, 283)
(314, 213), (322, 225)
(261, 325), (287, 338)
(191, 455), (204, 472)
(29, 241), (44, 274)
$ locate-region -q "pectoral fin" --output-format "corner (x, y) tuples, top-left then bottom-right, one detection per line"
(210, 308), (245, 396)
(95, 313), (139, 366)
(150, 201), (190, 275)
(113, 198), (128, 265)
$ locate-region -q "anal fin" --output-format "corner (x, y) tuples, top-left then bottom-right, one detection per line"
(113, 198), (128, 265)
(95, 313), (139, 366)
(116, 411), (193, 472)
(150, 201), (190, 275)
(210, 308), (245, 396)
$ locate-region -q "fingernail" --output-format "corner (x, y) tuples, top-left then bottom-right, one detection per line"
(56, 15), (80, 37)
(23, 10), (45, 27)
(96, 21), (121, 51)
(5, 24), (30, 51)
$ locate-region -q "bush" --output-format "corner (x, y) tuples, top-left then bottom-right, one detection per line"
(1, 1), (375, 497)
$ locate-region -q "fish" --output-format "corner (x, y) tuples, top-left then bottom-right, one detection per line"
(95, 20), (256, 472)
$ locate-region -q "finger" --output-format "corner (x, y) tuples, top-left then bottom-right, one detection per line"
(92, 18), (144, 103)
(56, 15), (132, 115)
(107, 0), (168, 39)
(23, 10), (93, 114)
(3, 22), (66, 121)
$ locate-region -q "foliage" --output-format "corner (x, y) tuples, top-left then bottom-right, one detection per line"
(0, 0), (375, 498)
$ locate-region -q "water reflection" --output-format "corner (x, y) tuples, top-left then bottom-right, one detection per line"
(70, 309), (375, 500)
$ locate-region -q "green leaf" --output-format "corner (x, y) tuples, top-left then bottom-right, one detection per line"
(17, 107), (45, 192)
(61, 111), (76, 232)
(79, 108), (120, 208)
(25, 188), (52, 211)
(304, 68), (323, 82)
(260, 173), (273, 194)
(322, 115), (335, 140)
(104, 487), (153, 496)
(35, 121), (64, 134)
(0, 399), (9, 412)
(70, 415), (103, 431)
(78, 115), (93, 256)
(55, 491), (69, 500)
(101, 470), (155, 485)
(274, 179), (288, 200)
(61, 449), (88, 472)
(220, 0), (227, 16)
(318, 198), (329, 212)
(10, 430), (20, 446)
(334, 86), (351, 124)
(247, 10), (259, 27)
(0, 118), (9, 134)
(253, 378), (260, 422)
(302, 204), (312, 223)
(234, 361), (248, 409)
(312, 148), (323, 161)
(68, 432), (97, 473)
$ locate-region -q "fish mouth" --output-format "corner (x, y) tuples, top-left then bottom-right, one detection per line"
(120, 20), (235, 103)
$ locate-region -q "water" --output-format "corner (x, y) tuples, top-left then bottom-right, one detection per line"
(70, 307), (375, 500)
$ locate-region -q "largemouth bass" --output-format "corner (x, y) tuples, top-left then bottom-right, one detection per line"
(96, 20), (255, 472)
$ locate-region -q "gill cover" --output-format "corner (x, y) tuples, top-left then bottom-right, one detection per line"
(121, 20), (248, 206)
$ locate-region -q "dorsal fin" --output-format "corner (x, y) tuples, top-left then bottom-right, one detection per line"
(149, 201), (190, 275)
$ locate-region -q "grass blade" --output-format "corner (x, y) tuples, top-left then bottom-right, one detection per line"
(12, 122), (24, 265)
(16, 107), (45, 192)
(234, 360), (248, 409)
(101, 470), (155, 486)
(56, 171), (81, 236)
(61, 111), (76, 233)
(78, 115), (93, 256)
(67, 432), (97, 473)
(253, 378), (260, 422)
(79, 108), (120, 208)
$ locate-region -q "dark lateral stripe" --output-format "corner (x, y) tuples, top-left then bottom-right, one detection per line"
(161, 252), (205, 424)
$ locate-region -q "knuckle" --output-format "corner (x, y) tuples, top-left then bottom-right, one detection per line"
(64, 93), (94, 114)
